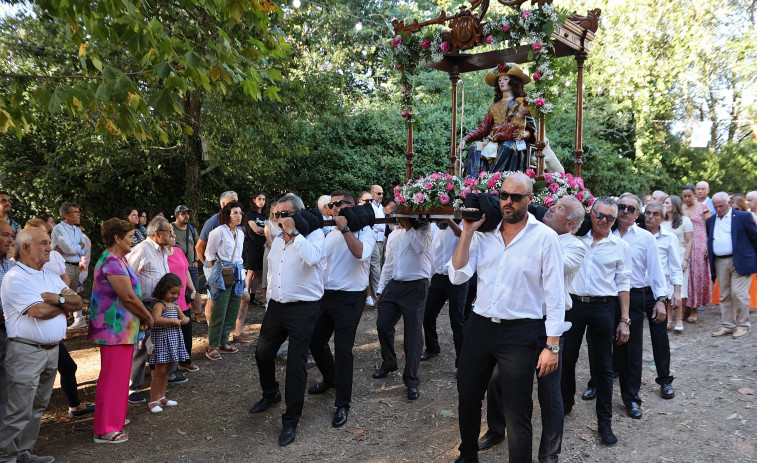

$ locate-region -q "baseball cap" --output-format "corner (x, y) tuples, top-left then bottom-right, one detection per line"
(174, 205), (193, 217)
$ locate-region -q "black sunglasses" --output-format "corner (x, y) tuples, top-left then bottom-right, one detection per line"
(328, 200), (352, 208)
(375, 192), (384, 195)
(618, 204), (637, 213)
(499, 191), (528, 202)
(362, 199), (372, 204)
(274, 211), (294, 218)
(594, 211), (616, 223)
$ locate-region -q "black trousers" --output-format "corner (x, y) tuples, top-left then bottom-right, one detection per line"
(487, 334), (564, 463)
(463, 273), (477, 321)
(255, 299), (319, 427)
(57, 342), (81, 408)
(179, 308), (193, 366)
(457, 314), (540, 463)
(376, 279), (428, 388)
(309, 290), (365, 408)
(562, 297), (616, 425)
(422, 273), (468, 365)
(615, 288), (673, 407)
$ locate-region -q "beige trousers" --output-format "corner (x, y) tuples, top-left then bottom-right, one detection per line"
(714, 256), (751, 330)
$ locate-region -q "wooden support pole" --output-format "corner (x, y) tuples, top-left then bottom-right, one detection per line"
(449, 68), (460, 175)
(573, 52), (587, 178)
(405, 122), (414, 181)
(535, 116), (546, 176)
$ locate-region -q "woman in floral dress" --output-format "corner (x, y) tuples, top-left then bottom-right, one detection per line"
(681, 184), (711, 322)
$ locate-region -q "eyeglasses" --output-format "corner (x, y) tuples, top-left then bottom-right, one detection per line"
(362, 199), (372, 204)
(375, 192), (384, 195)
(617, 204), (637, 213)
(327, 200), (352, 208)
(498, 191), (528, 202)
(593, 211), (616, 223)
(274, 211), (294, 218)
(644, 210), (662, 217)
(158, 228), (175, 235)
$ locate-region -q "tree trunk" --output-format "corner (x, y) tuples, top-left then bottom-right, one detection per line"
(184, 91), (202, 214)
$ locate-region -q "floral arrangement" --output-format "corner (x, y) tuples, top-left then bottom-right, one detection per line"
(386, 3), (568, 128)
(393, 172), (464, 211)
(525, 169), (594, 208)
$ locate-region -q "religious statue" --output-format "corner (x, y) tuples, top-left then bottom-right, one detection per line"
(460, 63), (536, 177)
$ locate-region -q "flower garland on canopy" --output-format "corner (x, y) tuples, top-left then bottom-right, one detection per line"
(386, 3), (567, 128)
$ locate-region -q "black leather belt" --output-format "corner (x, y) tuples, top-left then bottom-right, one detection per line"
(715, 254), (733, 259)
(630, 286), (652, 293)
(571, 294), (614, 304)
(9, 338), (58, 350)
(65, 261), (80, 266)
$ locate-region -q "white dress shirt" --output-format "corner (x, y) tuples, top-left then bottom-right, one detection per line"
(267, 229), (325, 303)
(51, 222), (87, 263)
(613, 224), (668, 299)
(556, 233), (586, 312)
(324, 226), (376, 291)
(431, 226), (460, 275)
(126, 237), (170, 303)
(448, 214), (569, 337)
(371, 201), (386, 242)
(652, 227), (683, 297)
(378, 225), (433, 294)
(1, 263), (68, 344)
(205, 225), (244, 264)
(713, 209), (733, 256)
(570, 230), (631, 297)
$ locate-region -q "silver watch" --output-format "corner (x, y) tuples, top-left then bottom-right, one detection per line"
(545, 344), (560, 354)
(58, 294), (66, 305)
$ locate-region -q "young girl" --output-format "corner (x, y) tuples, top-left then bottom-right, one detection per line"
(148, 273), (191, 413)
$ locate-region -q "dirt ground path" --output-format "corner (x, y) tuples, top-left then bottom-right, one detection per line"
(34, 303), (756, 463)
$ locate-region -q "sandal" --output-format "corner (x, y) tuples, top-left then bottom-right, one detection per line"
(94, 431), (129, 444)
(219, 344), (238, 354)
(205, 349), (222, 361)
(667, 321), (674, 331)
(159, 397), (178, 407)
(148, 401), (164, 413)
(180, 362), (200, 372)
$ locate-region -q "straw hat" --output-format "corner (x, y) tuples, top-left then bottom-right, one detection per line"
(484, 62), (532, 86)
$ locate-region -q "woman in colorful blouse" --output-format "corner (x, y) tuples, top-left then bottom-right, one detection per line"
(89, 218), (153, 444)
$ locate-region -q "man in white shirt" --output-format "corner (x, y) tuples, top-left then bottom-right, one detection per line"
(479, 196), (586, 463)
(561, 196), (631, 446)
(372, 216), (432, 401)
(696, 181), (716, 215)
(250, 195), (325, 447)
(0, 222), (15, 423)
(50, 202), (88, 329)
(420, 220), (467, 367)
(307, 191), (375, 428)
(450, 173), (568, 463)
(644, 201), (683, 310)
(366, 185), (386, 306)
(613, 194), (675, 421)
(0, 228), (82, 463)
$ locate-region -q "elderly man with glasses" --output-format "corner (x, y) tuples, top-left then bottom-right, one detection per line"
(561, 196), (631, 446)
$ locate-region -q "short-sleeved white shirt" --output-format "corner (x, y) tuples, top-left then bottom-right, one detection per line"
(43, 250), (67, 277)
(0, 262), (68, 344)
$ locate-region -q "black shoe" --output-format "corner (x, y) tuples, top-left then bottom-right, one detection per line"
(477, 429), (505, 451)
(308, 382), (335, 395)
(68, 404), (95, 418)
(563, 404), (572, 416)
(581, 387), (597, 400)
(249, 392), (282, 414)
(420, 350), (439, 361)
(168, 374), (189, 385)
(453, 455), (479, 463)
(128, 391), (147, 404)
(626, 402), (642, 419)
(278, 426), (296, 446)
(372, 366), (397, 379)
(407, 386), (420, 400)
(660, 383), (675, 399)
(332, 407), (349, 428)
(598, 422), (617, 445)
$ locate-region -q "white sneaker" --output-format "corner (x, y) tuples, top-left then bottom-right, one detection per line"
(365, 296), (375, 307)
(67, 318), (88, 330)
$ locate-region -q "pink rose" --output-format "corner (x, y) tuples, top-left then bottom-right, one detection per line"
(424, 182), (433, 190)
(525, 169), (536, 178)
(446, 182), (455, 191)
(421, 39), (431, 49)
(575, 192), (584, 202)
(464, 177), (476, 187)
(576, 177), (585, 189)
(460, 187), (471, 198)
(522, 10), (531, 19)
(564, 173), (574, 181)
(444, 173), (452, 180)
(543, 195), (555, 207)
(414, 192), (426, 203)
(502, 24), (510, 32)
(568, 178), (577, 188)
(473, 189), (480, 194)
(391, 36), (402, 48)
(532, 42), (542, 52)
(533, 71), (541, 81)
(401, 110), (410, 118)
(440, 41), (451, 53)
(543, 172), (552, 182)
(487, 179), (497, 189)
(535, 98), (545, 107)
(396, 194), (405, 204)
(439, 193), (450, 205)
(429, 173), (442, 180)
(587, 196), (595, 207)
(548, 182), (559, 193)
(478, 171), (486, 179)
(486, 35), (492, 44)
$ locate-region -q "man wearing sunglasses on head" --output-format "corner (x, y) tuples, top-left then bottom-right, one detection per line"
(450, 173), (569, 463)
(307, 191), (376, 428)
(366, 186), (386, 307)
(612, 194), (675, 421)
(561, 196), (631, 446)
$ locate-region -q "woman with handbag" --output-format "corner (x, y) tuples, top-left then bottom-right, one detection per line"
(166, 232), (200, 371)
(204, 201), (246, 360)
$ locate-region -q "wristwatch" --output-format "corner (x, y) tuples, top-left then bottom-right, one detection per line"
(58, 294), (66, 306)
(545, 344), (559, 354)
(656, 296), (668, 304)
(619, 317), (631, 326)
(341, 226), (351, 234)
(288, 230), (300, 238)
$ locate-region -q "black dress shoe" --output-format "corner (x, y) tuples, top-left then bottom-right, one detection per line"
(372, 366), (397, 379)
(420, 350), (439, 361)
(308, 382), (335, 395)
(407, 386), (419, 400)
(477, 429), (505, 450)
(453, 455), (479, 463)
(278, 426), (296, 446)
(626, 402), (642, 419)
(68, 404), (95, 418)
(581, 387), (597, 400)
(249, 392), (282, 414)
(332, 407), (349, 428)
(660, 383), (675, 399)
(598, 422), (618, 445)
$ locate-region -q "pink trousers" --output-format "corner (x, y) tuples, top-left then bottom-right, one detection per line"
(93, 344), (133, 435)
